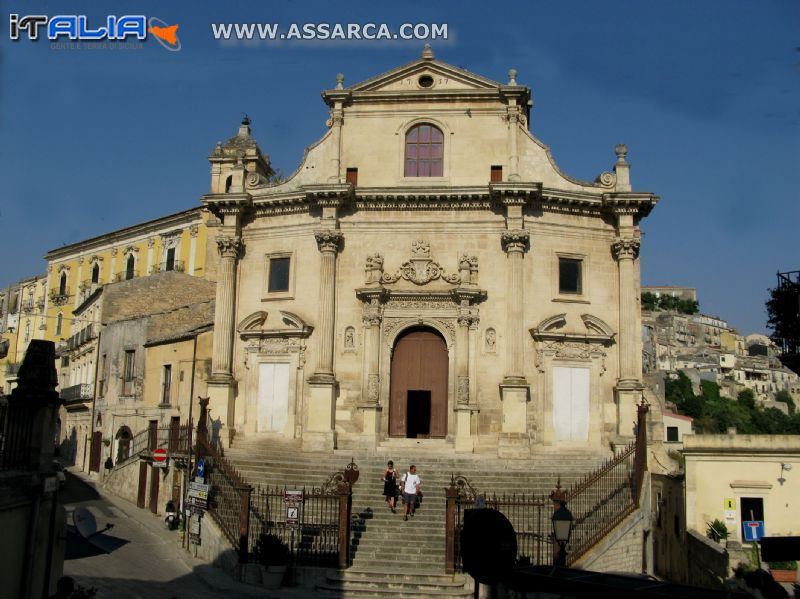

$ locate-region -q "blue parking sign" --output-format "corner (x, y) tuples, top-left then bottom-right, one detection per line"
(743, 520), (765, 542)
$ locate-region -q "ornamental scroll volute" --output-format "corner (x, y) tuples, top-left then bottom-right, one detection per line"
(374, 239), (478, 286)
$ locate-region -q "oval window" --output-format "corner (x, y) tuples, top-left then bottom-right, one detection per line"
(418, 75), (434, 88)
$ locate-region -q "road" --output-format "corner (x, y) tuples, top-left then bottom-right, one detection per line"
(60, 472), (246, 598)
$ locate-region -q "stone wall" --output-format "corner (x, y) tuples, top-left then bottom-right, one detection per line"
(192, 509), (238, 574)
(573, 476), (650, 574)
(103, 456), (144, 504)
(686, 529), (729, 590)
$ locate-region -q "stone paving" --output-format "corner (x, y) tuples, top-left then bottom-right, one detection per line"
(61, 471), (307, 598)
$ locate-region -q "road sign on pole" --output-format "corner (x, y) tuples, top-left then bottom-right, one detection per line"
(743, 520), (765, 542)
(153, 448), (168, 468)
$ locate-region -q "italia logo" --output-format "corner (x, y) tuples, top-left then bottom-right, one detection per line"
(8, 14), (181, 51)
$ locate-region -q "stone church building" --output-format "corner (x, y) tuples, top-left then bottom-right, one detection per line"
(203, 46), (658, 457)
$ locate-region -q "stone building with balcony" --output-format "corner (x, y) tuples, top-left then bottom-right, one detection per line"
(42, 206), (210, 363)
(84, 272), (215, 476)
(201, 47), (659, 456)
(0, 273), (48, 393)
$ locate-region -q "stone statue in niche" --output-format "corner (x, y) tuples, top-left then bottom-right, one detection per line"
(485, 328), (497, 352)
(344, 326), (355, 349)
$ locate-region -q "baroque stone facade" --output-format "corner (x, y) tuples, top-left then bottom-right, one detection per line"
(202, 48), (658, 455)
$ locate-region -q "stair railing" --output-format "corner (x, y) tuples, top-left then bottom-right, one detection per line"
(445, 401), (649, 572)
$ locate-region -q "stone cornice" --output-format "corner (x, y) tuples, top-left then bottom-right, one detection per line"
(356, 287), (487, 305)
(45, 207), (204, 261)
(302, 183), (354, 203)
(489, 182), (542, 202)
(201, 192), (252, 215)
(603, 192), (659, 218)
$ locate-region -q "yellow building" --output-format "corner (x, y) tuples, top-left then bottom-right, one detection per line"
(0, 274), (48, 393)
(35, 207), (211, 470)
(43, 207), (210, 351)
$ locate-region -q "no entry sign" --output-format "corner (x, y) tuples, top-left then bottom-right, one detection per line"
(153, 448), (168, 468)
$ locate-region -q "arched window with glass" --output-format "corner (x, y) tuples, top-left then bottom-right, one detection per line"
(59, 272), (67, 296)
(91, 263), (100, 284)
(404, 123), (444, 177)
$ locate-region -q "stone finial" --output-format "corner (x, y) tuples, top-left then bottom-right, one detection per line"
(421, 44), (434, 60)
(508, 68), (518, 85)
(336, 73), (345, 90)
(238, 114), (251, 138)
(615, 143), (628, 165)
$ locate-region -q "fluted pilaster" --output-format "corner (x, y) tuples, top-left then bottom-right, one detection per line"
(314, 230), (343, 379)
(612, 237), (641, 382)
(211, 235), (242, 378)
(502, 230), (530, 382)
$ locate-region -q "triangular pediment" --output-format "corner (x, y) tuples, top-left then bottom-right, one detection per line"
(347, 58), (503, 94)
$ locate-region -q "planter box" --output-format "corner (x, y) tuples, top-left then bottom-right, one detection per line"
(770, 569), (797, 583)
(261, 564), (288, 589)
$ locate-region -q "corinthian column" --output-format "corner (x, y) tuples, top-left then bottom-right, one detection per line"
(612, 237), (641, 383)
(501, 230), (530, 383)
(211, 235), (242, 378)
(313, 230), (343, 379)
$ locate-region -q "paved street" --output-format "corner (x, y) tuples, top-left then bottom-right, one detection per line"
(60, 472), (292, 598)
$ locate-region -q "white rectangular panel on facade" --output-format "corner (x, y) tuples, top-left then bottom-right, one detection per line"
(257, 362), (290, 433)
(552, 366), (590, 442)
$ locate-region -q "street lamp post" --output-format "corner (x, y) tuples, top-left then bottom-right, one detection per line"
(552, 500), (574, 567)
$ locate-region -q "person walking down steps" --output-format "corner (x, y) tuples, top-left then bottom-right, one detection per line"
(401, 464), (422, 521)
(382, 460), (398, 513)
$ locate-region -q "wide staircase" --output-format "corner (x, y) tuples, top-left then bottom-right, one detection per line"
(224, 439), (609, 597)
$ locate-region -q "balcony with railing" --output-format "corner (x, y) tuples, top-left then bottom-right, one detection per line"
(112, 270), (138, 283)
(48, 289), (69, 307)
(60, 383), (94, 405)
(67, 324), (97, 350)
(150, 260), (185, 274)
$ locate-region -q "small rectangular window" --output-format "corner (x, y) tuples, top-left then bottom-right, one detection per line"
(490, 165), (503, 182)
(558, 258), (582, 294)
(346, 168), (358, 186)
(666, 426), (679, 442)
(123, 350), (135, 381)
(268, 257), (290, 293)
(165, 248), (176, 271)
(161, 365), (172, 404)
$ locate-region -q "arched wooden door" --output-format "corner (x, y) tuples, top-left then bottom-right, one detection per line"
(389, 327), (448, 438)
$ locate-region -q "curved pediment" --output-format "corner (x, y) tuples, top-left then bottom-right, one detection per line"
(238, 311), (268, 332)
(237, 310), (313, 339)
(530, 313), (615, 344)
(581, 314), (614, 337)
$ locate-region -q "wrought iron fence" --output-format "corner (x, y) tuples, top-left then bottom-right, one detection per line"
(0, 397), (36, 472)
(563, 439), (638, 563)
(446, 402), (649, 573)
(449, 480), (553, 573)
(248, 484), (346, 567)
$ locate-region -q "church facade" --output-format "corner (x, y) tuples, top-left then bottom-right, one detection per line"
(202, 47), (658, 456)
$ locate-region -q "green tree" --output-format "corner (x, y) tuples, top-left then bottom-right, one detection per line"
(642, 292), (658, 311)
(766, 281), (800, 352)
(775, 389), (796, 415)
(737, 388), (756, 410)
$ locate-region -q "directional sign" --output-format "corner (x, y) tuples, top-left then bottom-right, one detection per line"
(188, 481), (210, 509)
(196, 458), (205, 478)
(286, 506), (300, 529)
(743, 520), (765, 542)
(284, 490), (303, 505)
(152, 448), (168, 468)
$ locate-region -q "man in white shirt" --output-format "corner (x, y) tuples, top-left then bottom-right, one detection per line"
(400, 465), (421, 521)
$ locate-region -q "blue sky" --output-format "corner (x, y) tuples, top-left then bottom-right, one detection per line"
(1, 0), (798, 335)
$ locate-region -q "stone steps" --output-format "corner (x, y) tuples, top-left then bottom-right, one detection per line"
(224, 438), (609, 597)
